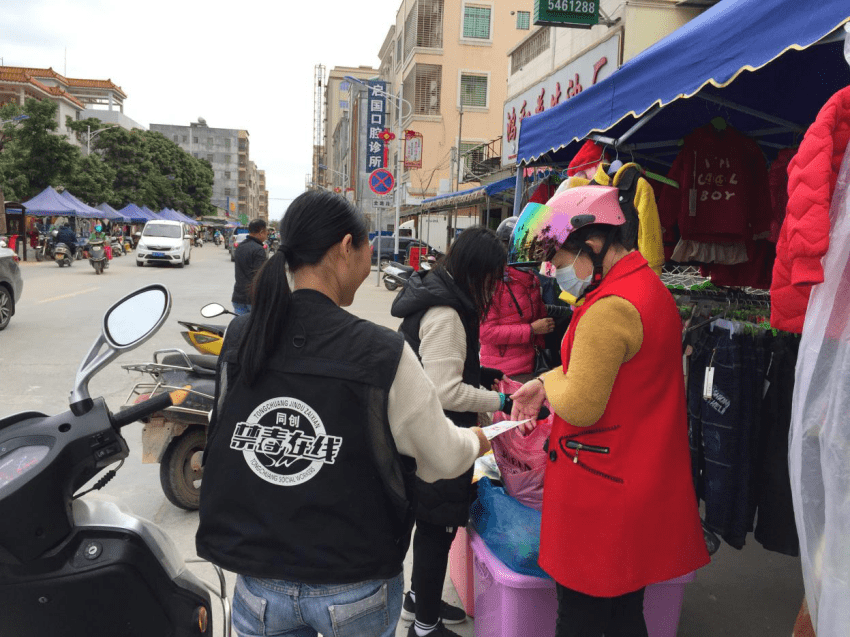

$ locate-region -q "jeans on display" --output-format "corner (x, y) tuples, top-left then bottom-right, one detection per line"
(555, 584), (648, 637)
(410, 519), (458, 626)
(233, 303), (251, 316)
(754, 335), (801, 556)
(231, 572), (404, 637)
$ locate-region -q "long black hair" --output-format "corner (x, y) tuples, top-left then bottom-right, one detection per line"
(439, 226), (506, 320)
(237, 190), (369, 386)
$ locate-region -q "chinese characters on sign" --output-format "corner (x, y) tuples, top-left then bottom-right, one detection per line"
(502, 34), (620, 164)
(404, 131), (423, 170)
(365, 80), (388, 171)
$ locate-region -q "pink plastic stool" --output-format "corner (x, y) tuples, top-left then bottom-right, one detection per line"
(449, 526), (475, 617)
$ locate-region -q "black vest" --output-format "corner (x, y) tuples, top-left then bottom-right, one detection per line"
(393, 269), (481, 526)
(196, 290), (416, 584)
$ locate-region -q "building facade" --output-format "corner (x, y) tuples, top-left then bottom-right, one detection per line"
(503, 0), (707, 165)
(375, 0), (535, 205)
(150, 120), (266, 220)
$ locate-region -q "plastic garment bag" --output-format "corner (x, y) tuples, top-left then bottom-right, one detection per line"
(789, 142), (850, 635)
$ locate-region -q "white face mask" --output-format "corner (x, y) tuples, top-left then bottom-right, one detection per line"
(555, 253), (593, 300)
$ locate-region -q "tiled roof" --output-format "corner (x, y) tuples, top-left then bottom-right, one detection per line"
(0, 67), (85, 109)
(65, 77), (127, 97)
(0, 66), (126, 99)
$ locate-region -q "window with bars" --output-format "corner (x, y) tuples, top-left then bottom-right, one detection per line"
(172, 134), (178, 142)
(511, 27), (550, 74)
(404, 64), (442, 116)
(225, 171), (231, 179)
(193, 136), (199, 144)
(463, 5), (491, 39)
(460, 141), (486, 176)
(182, 135), (187, 143)
(207, 154), (214, 163)
(517, 11), (530, 29)
(403, 0), (445, 59)
(460, 74), (488, 108)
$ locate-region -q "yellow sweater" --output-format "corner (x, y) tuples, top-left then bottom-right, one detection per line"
(565, 163), (665, 275)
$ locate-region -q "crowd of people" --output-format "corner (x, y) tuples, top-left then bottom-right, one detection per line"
(199, 185), (707, 637)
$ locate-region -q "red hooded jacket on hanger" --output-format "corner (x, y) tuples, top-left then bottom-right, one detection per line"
(771, 85), (850, 333)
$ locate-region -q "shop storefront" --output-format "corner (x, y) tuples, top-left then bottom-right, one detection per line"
(500, 1), (850, 635)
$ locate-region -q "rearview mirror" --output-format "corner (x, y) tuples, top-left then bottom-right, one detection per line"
(201, 303), (226, 318)
(104, 286), (170, 348)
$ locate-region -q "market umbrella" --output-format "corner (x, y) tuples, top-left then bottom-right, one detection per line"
(117, 203), (151, 223)
(96, 203), (126, 221)
(20, 186), (78, 217)
(60, 190), (104, 219)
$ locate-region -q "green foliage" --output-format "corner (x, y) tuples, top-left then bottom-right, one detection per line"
(0, 99), (80, 201)
(0, 105), (214, 218)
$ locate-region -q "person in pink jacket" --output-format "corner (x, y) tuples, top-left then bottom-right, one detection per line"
(480, 217), (554, 381)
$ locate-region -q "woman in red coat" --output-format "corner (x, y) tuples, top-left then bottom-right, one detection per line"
(510, 186), (709, 637)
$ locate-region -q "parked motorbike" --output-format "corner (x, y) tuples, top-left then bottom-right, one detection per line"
(177, 304), (235, 357)
(88, 240), (108, 275)
(34, 233), (54, 262)
(122, 349), (216, 510)
(194, 236), (204, 248)
(111, 237), (125, 257)
(54, 242), (74, 268)
(0, 284), (230, 637)
(381, 253), (438, 291)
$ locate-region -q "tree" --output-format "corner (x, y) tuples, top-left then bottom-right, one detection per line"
(62, 154), (117, 206)
(0, 99), (80, 201)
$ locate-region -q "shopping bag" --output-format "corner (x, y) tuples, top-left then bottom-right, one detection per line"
(491, 379), (553, 510)
(469, 477), (549, 579)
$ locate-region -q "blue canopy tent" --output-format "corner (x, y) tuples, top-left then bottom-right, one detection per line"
(514, 0), (850, 214)
(174, 211), (199, 226)
(59, 190), (105, 219)
(141, 206), (162, 221)
(20, 187), (79, 217)
(117, 203), (152, 224)
(155, 208), (181, 222)
(96, 203), (126, 221)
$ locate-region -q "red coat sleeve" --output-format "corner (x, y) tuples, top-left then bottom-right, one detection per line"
(480, 286), (534, 346)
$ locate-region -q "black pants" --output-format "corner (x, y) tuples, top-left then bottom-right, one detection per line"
(555, 585), (648, 637)
(410, 519), (458, 625)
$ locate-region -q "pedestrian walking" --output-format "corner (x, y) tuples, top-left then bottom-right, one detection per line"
(197, 190), (491, 637)
(231, 218), (268, 315)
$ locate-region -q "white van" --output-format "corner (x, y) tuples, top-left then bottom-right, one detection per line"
(136, 220), (192, 268)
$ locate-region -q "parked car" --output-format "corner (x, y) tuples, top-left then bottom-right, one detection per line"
(135, 220), (193, 268)
(0, 241), (24, 331)
(370, 236), (433, 265)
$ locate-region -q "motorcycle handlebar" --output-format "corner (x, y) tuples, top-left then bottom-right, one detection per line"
(111, 391), (173, 429)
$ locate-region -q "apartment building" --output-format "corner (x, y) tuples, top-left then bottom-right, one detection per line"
(258, 170), (269, 221)
(150, 120), (266, 220)
(376, 0), (535, 201)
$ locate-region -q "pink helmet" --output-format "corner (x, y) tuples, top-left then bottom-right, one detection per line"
(509, 185), (627, 264)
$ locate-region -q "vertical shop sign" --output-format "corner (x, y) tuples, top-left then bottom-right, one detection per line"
(404, 131), (423, 170)
(365, 80), (388, 171)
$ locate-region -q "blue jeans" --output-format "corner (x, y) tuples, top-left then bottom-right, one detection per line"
(231, 572), (404, 637)
(233, 303), (251, 315)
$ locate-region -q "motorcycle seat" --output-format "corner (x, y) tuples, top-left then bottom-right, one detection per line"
(177, 320), (226, 335)
(388, 261), (414, 272)
(160, 353), (218, 375)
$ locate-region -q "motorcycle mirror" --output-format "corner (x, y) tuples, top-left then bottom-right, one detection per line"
(0, 240), (6, 249)
(200, 302), (227, 318)
(70, 284), (172, 416)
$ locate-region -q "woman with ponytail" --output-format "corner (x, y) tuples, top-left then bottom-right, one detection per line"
(196, 190), (491, 637)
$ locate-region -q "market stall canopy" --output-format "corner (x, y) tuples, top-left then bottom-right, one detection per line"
(156, 208), (182, 222)
(96, 203), (125, 221)
(59, 190), (104, 219)
(117, 203), (152, 223)
(20, 186), (80, 217)
(140, 206), (161, 220)
(517, 0), (850, 166)
(172, 210), (199, 226)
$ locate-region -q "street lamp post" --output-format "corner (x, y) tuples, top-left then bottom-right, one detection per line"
(345, 76), (413, 263)
(87, 124), (121, 154)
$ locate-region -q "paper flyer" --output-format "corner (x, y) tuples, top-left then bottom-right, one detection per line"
(482, 419), (531, 440)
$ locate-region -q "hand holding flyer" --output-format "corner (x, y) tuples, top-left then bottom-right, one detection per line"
(482, 419), (532, 441)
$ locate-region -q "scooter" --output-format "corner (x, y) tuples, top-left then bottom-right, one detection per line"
(88, 240), (108, 275)
(54, 242), (74, 268)
(177, 304), (235, 357)
(111, 237), (125, 257)
(381, 253), (437, 291)
(194, 236), (204, 248)
(0, 284), (230, 637)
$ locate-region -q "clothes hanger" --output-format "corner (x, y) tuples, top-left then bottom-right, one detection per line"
(607, 146), (623, 176)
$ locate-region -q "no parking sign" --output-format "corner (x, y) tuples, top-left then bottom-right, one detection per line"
(369, 169), (395, 195)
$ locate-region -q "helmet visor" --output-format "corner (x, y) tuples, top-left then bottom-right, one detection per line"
(508, 202), (574, 265)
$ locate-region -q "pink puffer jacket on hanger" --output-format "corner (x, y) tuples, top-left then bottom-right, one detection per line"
(480, 266), (546, 377)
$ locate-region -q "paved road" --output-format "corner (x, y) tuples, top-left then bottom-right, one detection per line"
(0, 245), (804, 636)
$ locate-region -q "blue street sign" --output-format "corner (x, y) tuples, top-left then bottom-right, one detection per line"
(369, 169), (395, 195)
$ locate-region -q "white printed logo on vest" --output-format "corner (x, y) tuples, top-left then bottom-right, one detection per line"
(229, 397), (342, 486)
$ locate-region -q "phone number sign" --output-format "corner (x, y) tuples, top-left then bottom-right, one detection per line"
(534, 0), (599, 28)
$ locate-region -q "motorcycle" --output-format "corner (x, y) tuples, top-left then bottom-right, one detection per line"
(111, 237), (125, 257)
(213, 234), (222, 246)
(54, 242), (74, 268)
(0, 284), (230, 637)
(381, 253), (438, 291)
(177, 304), (234, 357)
(88, 240), (108, 275)
(194, 236), (204, 248)
(34, 233), (54, 262)
(122, 349), (216, 510)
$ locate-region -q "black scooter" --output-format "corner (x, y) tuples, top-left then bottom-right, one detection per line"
(0, 284), (230, 636)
